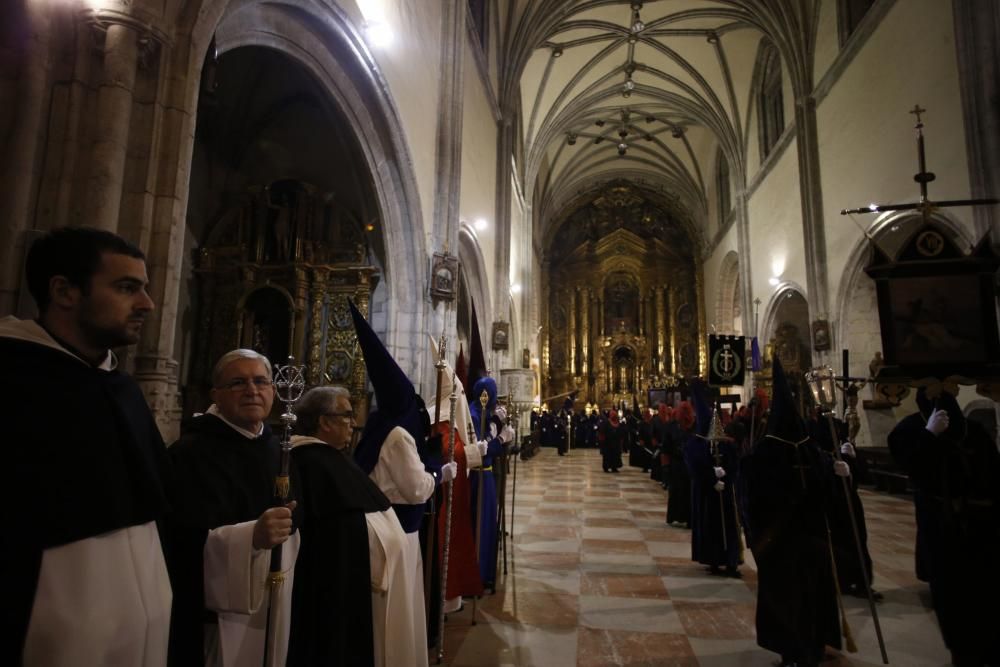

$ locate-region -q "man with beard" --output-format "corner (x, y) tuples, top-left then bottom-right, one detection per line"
(2, 227), (171, 667)
(166, 349), (301, 667)
(888, 389), (1000, 666)
(742, 357), (844, 667)
(286, 386), (411, 667)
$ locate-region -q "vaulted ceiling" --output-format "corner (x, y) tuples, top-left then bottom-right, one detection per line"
(495, 0), (820, 247)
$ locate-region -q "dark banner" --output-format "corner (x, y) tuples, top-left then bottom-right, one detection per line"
(708, 335), (746, 386)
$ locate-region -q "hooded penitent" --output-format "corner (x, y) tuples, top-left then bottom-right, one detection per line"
(466, 302), (488, 391)
(349, 300), (429, 474)
(742, 355), (841, 664)
(426, 334), (472, 444)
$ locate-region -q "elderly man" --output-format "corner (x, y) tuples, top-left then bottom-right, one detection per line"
(2, 227), (171, 667)
(287, 386), (410, 667)
(166, 349), (300, 667)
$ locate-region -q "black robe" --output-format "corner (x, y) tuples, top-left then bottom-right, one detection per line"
(808, 416), (873, 594)
(163, 414), (302, 667)
(2, 335), (170, 665)
(598, 417), (624, 471)
(665, 423), (692, 524)
(742, 436), (841, 666)
(685, 436), (742, 570)
(888, 411), (1000, 663)
(287, 442), (391, 667)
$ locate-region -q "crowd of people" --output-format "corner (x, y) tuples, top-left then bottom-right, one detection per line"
(6, 226), (999, 667)
(6, 227), (518, 667)
(533, 363), (999, 666)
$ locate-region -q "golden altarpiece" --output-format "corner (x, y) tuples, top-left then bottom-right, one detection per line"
(186, 179), (378, 419)
(542, 183), (705, 409)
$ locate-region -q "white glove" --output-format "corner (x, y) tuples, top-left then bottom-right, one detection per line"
(926, 408), (949, 435)
(494, 404), (508, 421)
(477, 440), (489, 457)
(440, 462), (458, 483)
(499, 425), (516, 444)
(833, 460), (851, 478)
(713, 481), (725, 492)
(713, 466), (726, 479)
(840, 442), (856, 458)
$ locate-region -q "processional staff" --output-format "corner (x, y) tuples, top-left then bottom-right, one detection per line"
(806, 367), (889, 664)
(263, 356), (306, 667)
(436, 376), (458, 664)
(696, 408), (729, 552)
(425, 337), (447, 621)
(471, 388), (489, 625)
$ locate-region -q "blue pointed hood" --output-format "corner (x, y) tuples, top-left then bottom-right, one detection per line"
(469, 375), (498, 440)
(349, 300), (427, 473)
(689, 378), (714, 437)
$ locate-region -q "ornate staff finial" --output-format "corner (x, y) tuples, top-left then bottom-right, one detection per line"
(273, 355), (306, 498)
(909, 104), (926, 127)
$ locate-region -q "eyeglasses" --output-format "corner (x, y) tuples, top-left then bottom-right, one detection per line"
(324, 411), (355, 421)
(219, 377), (273, 392)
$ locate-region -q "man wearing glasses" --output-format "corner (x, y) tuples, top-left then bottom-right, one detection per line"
(286, 386), (411, 667)
(165, 349), (301, 667)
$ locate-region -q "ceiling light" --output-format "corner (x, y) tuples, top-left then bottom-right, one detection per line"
(623, 78), (635, 92)
(475, 218), (488, 231)
(552, 46), (563, 58)
(617, 142), (628, 156)
(510, 283), (522, 295)
(627, 33), (638, 44)
(632, 18), (645, 33)
(364, 20), (393, 48)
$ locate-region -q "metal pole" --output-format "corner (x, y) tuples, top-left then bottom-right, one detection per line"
(436, 383), (458, 664)
(825, 413), (889, 664)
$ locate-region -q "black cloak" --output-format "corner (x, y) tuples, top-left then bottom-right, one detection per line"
(164, 413), (302, 667)
(1, 334), (169, 665)
(287, 441), (391, 667)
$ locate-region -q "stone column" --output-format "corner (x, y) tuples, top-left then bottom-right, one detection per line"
(655, 287), (666, 375)
(581, 287), (590, 375)
(667, 288), (677, 375)
(568, 287), (577, 376)
(953, 0), (1000, 240)
(88, 22), (140, 231)
(308, 270), (327, 386)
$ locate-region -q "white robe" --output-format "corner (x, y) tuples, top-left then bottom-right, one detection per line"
(368, 426), (435, 667)
(202, 520), (300, 667)
(23, 522), (172, 667)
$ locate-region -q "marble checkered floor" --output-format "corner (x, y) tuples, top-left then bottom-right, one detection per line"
(436, 448), (951, 667)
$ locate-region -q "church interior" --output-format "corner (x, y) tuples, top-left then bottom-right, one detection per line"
(3, 0), (999, 665)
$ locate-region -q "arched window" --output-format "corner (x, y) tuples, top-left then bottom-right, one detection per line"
(758, 40), (784, 160)
(715, 147), (730, 225)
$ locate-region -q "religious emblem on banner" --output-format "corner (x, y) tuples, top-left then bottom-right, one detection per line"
(708, 335), (746, 386)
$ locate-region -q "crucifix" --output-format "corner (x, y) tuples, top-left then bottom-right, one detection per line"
(840, 105), (998, 221)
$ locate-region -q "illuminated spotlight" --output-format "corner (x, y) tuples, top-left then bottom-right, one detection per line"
(768, 277), (780, 286)
(365, 222), (376, 232)
(510, 283), (522, 295)
(474, 218), (488, 231)
(365, 20), (393, 48)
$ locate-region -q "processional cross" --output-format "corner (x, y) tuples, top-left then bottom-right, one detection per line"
(840, 105), (998, 221)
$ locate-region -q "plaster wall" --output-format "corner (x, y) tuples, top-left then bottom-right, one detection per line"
(813, 0), (839, 83)
(459, 38), (498, 304)
(348, 0), (442, 238)
(702, 226), (740, 332)
(746, 137), (805, 309)
(817, 0), (973, 313)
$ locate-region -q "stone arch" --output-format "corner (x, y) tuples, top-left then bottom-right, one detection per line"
(760, 281), (809, 347)
(183, 0), (426, 376)
(457, 225), (493, 353)
(715, 251), (742, 335)
(833, 209), (975, 446)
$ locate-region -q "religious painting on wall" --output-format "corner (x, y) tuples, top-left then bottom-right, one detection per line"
(811, 319), (831, 351)
(429, 252), (458, 301)
(492, 321), (510, 350)
(866, 222), (1000, 381)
